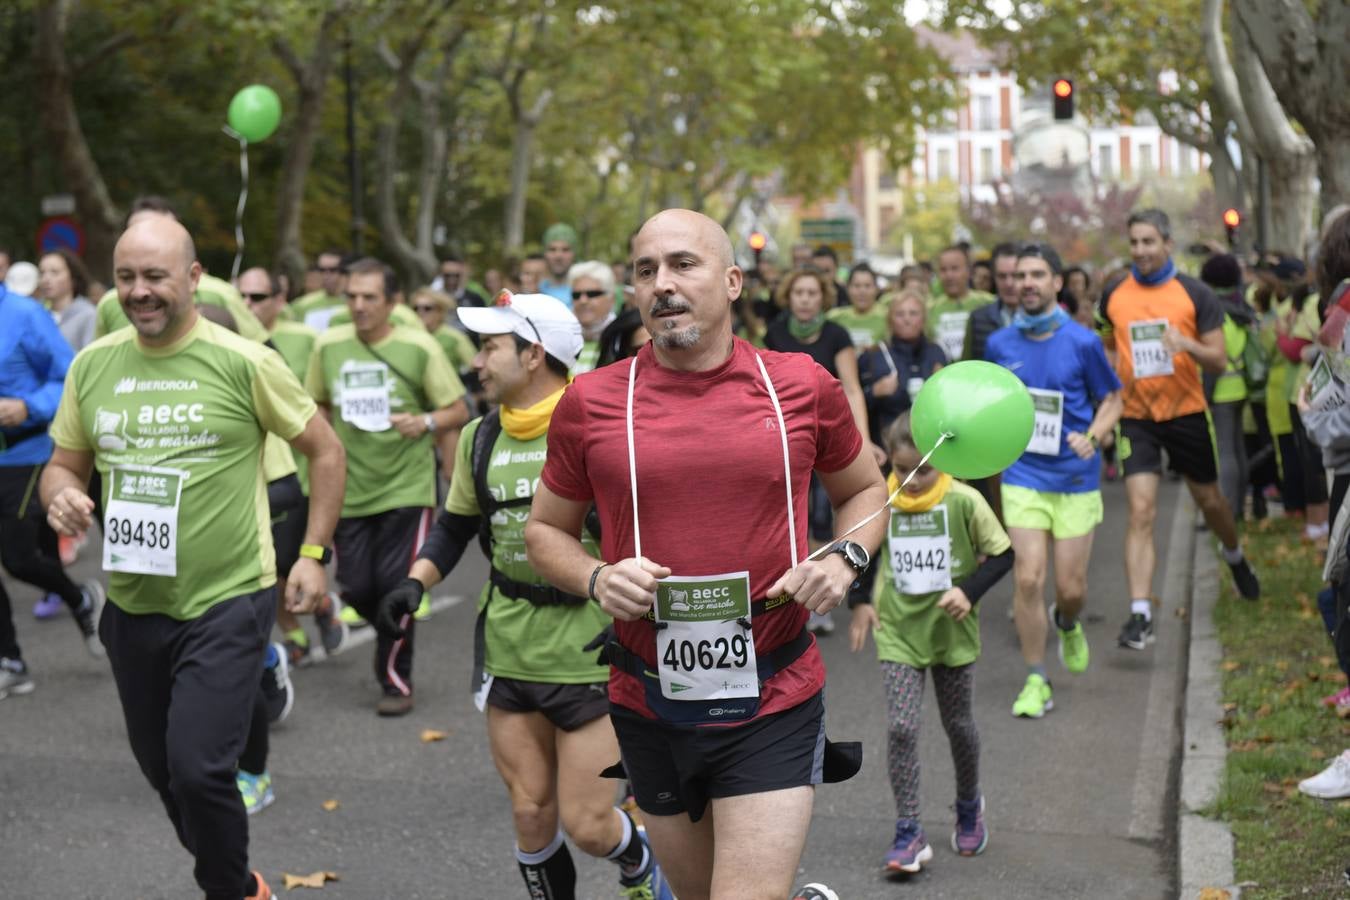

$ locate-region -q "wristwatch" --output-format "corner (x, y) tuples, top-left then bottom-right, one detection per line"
(423, 413), (437, 435)
(827, 540), (871, 575)
(299, 544), (333, 565)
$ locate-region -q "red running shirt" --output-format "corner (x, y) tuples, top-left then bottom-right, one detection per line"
(542, 338), (863, 721)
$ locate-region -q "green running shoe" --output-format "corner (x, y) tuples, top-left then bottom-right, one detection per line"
(1011, 673), (1053, 719)
(1053, 605), (1090, 674)
(338, 603), (367, 628)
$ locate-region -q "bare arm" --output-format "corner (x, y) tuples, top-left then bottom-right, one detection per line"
(525, 483), (669, 621)
(41, 447), (96, 536)
(289, 412), (344, 549)
(391, 396), (471, 440)
(766, 445), (888, 614)
(1066, 390), (1124, 460)
(834, 346), (869, 439)
(436, 427), (461, 480)
(1164, 326), (1227, 375)
(284, 412), (346, 612)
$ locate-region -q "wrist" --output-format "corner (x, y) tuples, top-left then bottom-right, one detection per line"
(423, 413), (436, 435)
(299, 543), (333, 565)
(588, 562), (611, 602)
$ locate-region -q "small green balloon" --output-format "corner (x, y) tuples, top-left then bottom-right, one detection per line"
(227, 85), (282, 143)
(910, 360), (1034, 478)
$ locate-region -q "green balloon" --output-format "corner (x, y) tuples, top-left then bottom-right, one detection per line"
(910, 360), (1034, 478)
(227, 85), (282, 143)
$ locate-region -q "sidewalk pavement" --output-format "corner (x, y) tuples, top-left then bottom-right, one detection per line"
(1176, 489), (1242, 900)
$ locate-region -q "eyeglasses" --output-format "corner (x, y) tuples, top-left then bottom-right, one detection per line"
(242, 292), (272, 302)
(412, 305), (439, 313)
(572, 289), (608, 300)
(316, 266), (342, 274)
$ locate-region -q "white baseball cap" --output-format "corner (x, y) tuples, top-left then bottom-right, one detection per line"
(458, 291), (584, 368)
(4, 261), (39, 298)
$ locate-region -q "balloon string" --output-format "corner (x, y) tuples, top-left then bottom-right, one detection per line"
(230, 134), (249, 281)
(804, 430), (953, 561)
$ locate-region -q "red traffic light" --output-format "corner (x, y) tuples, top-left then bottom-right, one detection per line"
(1222, 208), (1241, 228)
(748, 231), (767, 252)
(1052, 79), (1074, 120)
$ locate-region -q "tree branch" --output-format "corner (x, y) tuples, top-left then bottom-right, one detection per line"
(272, 36), (305, 83)
(1200, 0), (1254, 144)
(72, 30), (136, 77)
(1228, 8), (1310, 159)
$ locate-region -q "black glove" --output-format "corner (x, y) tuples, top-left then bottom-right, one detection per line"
(582, 625), (615, 666)
(375, 577), (424, 639)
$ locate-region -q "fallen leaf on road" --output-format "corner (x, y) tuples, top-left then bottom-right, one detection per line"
(1197, 888), (1231, 900)
(420, 729), (448, 743)
(282, 871), (339, 890)
(321, 799), (339, 811)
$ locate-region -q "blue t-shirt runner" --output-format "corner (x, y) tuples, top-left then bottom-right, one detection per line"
(985, 319), (1121, 493)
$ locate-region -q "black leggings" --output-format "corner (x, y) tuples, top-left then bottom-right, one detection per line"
(0, 464), (85, 659)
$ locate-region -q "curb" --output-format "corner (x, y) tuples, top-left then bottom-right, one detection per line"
(1176, 490), (1241, 900)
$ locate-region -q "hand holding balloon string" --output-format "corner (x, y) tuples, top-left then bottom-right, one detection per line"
(806, 360), (1034, 562)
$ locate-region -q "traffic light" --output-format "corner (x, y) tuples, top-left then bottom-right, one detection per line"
(748, 230), (767, 266)
(1052, 79), (1074, 121)
(1223, 208), (1241, 247)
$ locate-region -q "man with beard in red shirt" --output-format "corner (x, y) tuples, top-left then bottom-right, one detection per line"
(526, 209), (887, 900)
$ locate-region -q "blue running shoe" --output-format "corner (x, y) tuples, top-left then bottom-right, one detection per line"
(236, 770), (274, 816)
(884, 818), (932, 873)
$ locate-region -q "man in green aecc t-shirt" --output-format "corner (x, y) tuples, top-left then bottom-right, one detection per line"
(40, 214), (346, 900)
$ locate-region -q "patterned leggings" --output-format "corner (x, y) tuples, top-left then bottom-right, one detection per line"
(880, 661), (980, 820)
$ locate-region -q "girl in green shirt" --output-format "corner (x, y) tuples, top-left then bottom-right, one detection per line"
(850, 412), (1013, 875)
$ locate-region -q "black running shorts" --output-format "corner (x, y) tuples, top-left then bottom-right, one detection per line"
(486, 677), (610, 732)
(609, 692), (826, 822)
(1118, 412), (1218, 483)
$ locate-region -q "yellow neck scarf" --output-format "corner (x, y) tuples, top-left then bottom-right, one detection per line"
(500, 384), (567, 441)
(888, 470), (952, 513)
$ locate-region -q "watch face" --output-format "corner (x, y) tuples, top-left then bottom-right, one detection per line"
(841, 541), (869, 569)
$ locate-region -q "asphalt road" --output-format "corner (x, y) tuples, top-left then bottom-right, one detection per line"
(0, 477), (1185, 899)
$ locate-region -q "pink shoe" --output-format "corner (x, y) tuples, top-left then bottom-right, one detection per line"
(1322, 686), (1350, 708)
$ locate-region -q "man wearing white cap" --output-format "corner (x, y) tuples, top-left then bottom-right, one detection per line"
(376, 291), (673, 900)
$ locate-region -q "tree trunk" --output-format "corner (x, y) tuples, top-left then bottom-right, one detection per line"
(1229, 10), (1315, 253)
(33, 0), (122, 279)
(503, 120), (535, 253)
(272, 12), (344, 292)
(372, 28), (451, 287)
(501, 86), (552, 254)
(1233, 0), (1350, 212)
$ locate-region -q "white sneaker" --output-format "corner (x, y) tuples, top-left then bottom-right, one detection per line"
(807, 611), (834, 635)
(1298, 749), (1350, 799)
